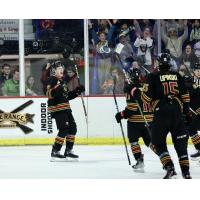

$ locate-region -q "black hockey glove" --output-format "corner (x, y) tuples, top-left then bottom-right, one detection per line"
(183, 102), (192, 124)
(115, 112), (124, 123)
(124, 84), (134, 94)
(75, 85), (85, 95)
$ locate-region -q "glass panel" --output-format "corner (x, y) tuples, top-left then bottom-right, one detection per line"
(0, 19), (19, 96)
(24, 19), (84, 96)
(160, 19), (199, 74)
(88, 19), (158, 95)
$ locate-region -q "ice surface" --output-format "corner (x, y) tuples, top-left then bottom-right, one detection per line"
(0, 145), (199, 179)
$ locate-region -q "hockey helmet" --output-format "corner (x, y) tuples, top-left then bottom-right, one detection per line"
(50, 61), (65, 76)
(157, 52), (171, 71)
(127, 68), (141, 84)
(193, 63), (200, 70)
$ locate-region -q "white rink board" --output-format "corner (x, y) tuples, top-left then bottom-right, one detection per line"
(0, 96), (127, 139)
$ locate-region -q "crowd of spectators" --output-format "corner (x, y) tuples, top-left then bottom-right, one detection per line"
(0, 63), (42, 96)
(89, 19), (200, 95)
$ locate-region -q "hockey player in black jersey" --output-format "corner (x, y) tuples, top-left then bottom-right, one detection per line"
(129, 53), (192, 178)
(183, 64), (200, 161)
(46, 61), (85, 161)
(115, 68), (156, 172)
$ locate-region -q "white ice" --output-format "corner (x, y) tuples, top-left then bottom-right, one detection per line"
(0, 145), (199, 179)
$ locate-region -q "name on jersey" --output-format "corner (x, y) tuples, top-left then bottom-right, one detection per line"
(160, 75), (177, 82)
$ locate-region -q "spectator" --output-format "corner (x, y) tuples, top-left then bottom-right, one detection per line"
(114, 33), (135, 69)
(180, 44), (198, 70)
(190, 19), (200, 45)
(89, 19), (117, 93)
(134, 19), (155, 34)
(162, 19), (184, 35)
(178, 64), (191, 77)
(101, 68), (124, 95)
(98, 19), (112, 34)
(2, 68), (19, 96)
(134, 27), (154, 72)
(0, 64), (12, 95)
(161, 19), (188, 65)
(193, 41), (200, 63)
(25, 75), (39, 96)
(118, 20), (135, 44)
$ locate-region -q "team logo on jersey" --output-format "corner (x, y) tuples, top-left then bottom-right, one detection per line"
(0, 100), (35, 134)
(142, 84), (149, 92)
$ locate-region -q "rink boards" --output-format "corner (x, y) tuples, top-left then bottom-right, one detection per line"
(0, 96), (194, 146)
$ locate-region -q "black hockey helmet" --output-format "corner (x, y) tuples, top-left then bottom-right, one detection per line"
(50, 60), (65, 76)
(127, 68), (141, 84)
(193, 63), (200, 70)
(183, 75), (194, 88)
(157, 52), (171, 71)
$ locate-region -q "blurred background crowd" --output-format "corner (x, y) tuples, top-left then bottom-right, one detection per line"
(0, 19), (200, 96)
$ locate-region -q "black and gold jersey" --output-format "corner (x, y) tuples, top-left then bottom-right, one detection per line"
(141, 71), (190, 112)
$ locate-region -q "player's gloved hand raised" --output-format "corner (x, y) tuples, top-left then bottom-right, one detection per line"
(124, 84), (134, 94)
(75, 85), (85, 95)
(115, 112), (124, 123)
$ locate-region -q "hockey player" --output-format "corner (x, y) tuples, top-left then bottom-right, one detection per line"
(183, 64), (200, 161)
(115, 68), (156, 172)
(46, 61), (85, 161)
(129, 53), (192, 178)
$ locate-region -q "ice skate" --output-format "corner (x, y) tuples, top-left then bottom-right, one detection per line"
(132, 154), (145, 173)
(182, 171), (192, 179)
(190, 150), (200, 161)
(163, 166), (177, 179)
(64, 149), (79, 162)
(50, 149), (66, 162)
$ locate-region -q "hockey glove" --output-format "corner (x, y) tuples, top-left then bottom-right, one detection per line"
(124, 84), (134, 94)
(115, 112), (124, 123)
(75, 85), (85, 95)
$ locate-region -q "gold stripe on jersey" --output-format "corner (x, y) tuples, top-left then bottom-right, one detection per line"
(196, 108), (200, 114)
(128, 114), (153, 123)
(181, 93), (190, 103)
(127, 103), (138, 111)
(141, 92), (152, 104)
(151, 100), (159, 112)
(46, 86), (53, 99)
(48, 103), (71, 112)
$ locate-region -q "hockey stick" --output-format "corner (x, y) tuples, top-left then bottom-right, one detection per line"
(141, 65), (151, 74)
(189, 107), (198, 116)
(113, 76), (131, 166)
(74, 64), (88, 123)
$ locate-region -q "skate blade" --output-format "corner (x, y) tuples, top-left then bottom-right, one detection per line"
(50, 157), (67, 162)
(133, 167), (145, 173)
(65, 157), (79, 162)
(133, 169), (145, 173)
(169, 175), (178, 179)
(191, 157), (200, 161)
